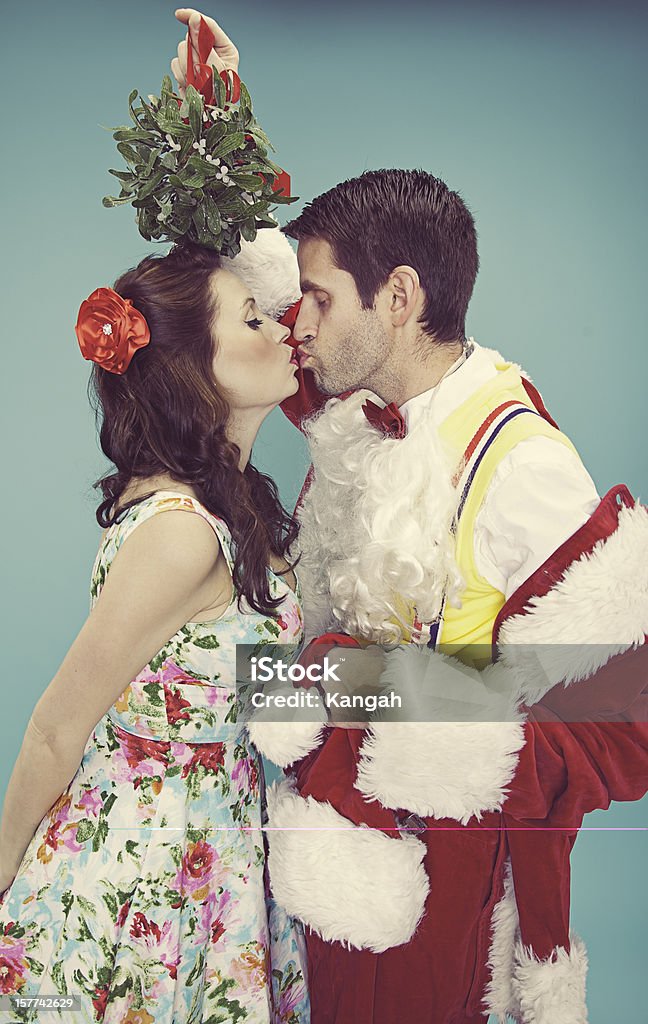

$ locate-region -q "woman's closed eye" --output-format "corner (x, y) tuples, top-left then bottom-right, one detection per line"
(246, 317), (264, 330)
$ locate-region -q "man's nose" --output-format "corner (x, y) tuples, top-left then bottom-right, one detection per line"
(293, 304), (316, 344)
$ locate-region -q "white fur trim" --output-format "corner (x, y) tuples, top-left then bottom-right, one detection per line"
(247, 718), (326, 769)
(355, 646), (526, 824)
(225, 224), (300, 319)
(512, 935), (588, 1024)
(483, 862), (588, 1024)
(483, 861), (522, 1021)
(498, 502), (648, 703)
(266, 778), (429, 952)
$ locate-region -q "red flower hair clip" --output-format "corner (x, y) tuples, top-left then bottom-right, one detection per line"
(75, 287), (150, 374)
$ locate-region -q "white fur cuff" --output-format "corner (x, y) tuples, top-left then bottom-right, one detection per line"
(355, 646), (526, 824)
(247, 718), (326, 769)
(266, 779), (429, 952)
(225, 224), (300, 319)
(511, 936), (588, 1024)
(484, 865), (588, 1023)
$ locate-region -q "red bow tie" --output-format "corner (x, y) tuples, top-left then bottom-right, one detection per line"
(362, 399), (407, 439)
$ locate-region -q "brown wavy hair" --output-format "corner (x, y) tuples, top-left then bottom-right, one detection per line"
(89, 241), (300, 617)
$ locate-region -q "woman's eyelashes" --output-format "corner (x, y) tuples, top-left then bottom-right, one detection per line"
(245, 317), (264, 330)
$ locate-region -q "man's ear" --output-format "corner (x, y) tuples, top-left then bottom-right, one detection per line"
(380, 266), (421, 327)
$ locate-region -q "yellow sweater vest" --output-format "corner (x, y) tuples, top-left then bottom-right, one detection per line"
(387, 358), (579, 666)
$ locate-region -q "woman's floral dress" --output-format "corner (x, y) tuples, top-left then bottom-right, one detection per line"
(0, 493), (309, 1024)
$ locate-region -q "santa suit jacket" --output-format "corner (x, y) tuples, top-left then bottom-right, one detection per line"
(227, 228), (648, 1024)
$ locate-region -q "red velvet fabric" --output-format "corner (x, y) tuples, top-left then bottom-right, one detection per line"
(501, 643), (648, 960)
(304, 811), (505, 1024)
(284, 515), (648, 1021)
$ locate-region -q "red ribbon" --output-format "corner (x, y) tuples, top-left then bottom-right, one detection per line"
(362, 399), (407, 439)
(184, 16), (242, 106)
(184, 16), (289, 198)
(272, 168), (292, 197)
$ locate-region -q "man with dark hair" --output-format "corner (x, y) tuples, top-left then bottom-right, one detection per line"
(287, 167), (479, 352)
(280, 168), (482, 408)
(172, 12), (648, 1024)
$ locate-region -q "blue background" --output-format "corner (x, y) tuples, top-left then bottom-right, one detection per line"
(1, 1), (646, 1019)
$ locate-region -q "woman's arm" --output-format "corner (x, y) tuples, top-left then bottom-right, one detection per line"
(0, 509), (225, 889)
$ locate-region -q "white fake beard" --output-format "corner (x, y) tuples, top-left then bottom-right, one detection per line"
(292, 391), (464, 645)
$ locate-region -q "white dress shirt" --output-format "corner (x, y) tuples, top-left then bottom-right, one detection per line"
(399, 341), (600, 600)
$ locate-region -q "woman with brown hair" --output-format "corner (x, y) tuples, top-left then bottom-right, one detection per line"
(0, 229), (310, 1022)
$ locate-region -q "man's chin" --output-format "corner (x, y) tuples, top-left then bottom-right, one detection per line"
(311, 367), (347, 397)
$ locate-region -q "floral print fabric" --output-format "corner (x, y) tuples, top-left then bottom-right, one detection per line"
(0, 493), (309, 1023)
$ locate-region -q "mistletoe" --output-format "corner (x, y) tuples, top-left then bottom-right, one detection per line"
(103, 70), (296, 258)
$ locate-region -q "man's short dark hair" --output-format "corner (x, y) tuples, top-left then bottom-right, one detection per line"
(283, 168), (479, 344)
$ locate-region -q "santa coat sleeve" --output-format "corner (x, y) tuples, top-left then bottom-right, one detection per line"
(494, 485), (648, 830)
(354, 486), (648, 822)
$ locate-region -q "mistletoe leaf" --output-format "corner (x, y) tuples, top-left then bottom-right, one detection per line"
(205, 121), (228, 148)
(116, 141), (139, 165)
(240, 219), (257, 243)
(102, 195), (131, 207)
(161, 74), (174, 94)
(185, 85), (204, 139)
(138, 169), (166, 199)
(211, 132), (246, 160)
(212, 69), (227, 108)
(108, 168), (135, 183)
(113, 128), (155, 143)
(227, 172), (263, 191)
